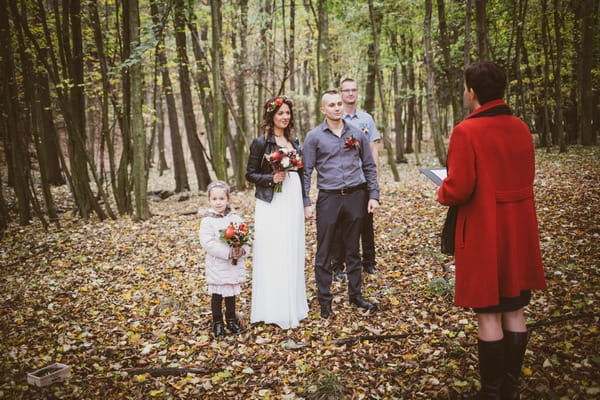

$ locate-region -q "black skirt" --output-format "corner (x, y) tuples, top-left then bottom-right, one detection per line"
(473, 290), (532, 313)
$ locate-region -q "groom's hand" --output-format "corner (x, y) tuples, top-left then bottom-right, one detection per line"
(367, 199), (380, 214)
(304, 206), (314, 220)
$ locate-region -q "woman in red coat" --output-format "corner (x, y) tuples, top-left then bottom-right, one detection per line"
(438, 62), (546, 400)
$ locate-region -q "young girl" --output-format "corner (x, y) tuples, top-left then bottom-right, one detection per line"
(199, 181), (249, 338)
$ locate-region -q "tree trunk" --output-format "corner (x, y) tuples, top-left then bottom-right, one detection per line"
(475, 0), (489, 61)
(210, 0), (227, 181)
(126, 0), (149, 220)
(15, 1), (54, 226)
(510, 0), (528, 119)
(553, 0), (566, 152)
(315, 0), (330, 123)
(368, 0), (399, 181)
(364, 43), (376, 116)
(424, 0), (447, 166)
(36, 62), (64, 186)
(233, 0), (249, 190)
(465, 0), (473, 67)
(540, 0), (551, 148)
(0, 167), (8, 232)
(89, 0), (121, 205)
(16, 0), (109, 220)
(70, 0), (98, 218)
(405, 33), (416, 154)
(289, 0), (296, 92)
(577, 0), (594, 145)
(437, 0), (461, 127)
(188, 22), (214, 141)
(392, 64), (406, 164)
(155, 95), (168, 174)
(34, 69), (59, 222)
(150, 0), (189, 192)
(119, 0), (133, 214)
(391, 32), (407, 164)
(0, 0), (31, 225)
(174, 0), (211, 190)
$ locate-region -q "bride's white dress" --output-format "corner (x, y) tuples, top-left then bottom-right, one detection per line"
(251, 170), (308, 329)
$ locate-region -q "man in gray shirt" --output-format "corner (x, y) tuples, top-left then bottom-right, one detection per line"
(303, 91), (380, 319)
(331, 78), (381, 278)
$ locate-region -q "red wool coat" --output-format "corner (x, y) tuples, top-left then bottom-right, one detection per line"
(438, 99), (547, 308)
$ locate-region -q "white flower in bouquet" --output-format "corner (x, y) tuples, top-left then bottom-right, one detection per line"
(281, 157), (291, 169)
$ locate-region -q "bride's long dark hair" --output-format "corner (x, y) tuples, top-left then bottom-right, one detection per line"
(262, 96), (295, 141)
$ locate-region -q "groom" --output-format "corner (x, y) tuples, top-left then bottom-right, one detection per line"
(302, 90), (380, 318)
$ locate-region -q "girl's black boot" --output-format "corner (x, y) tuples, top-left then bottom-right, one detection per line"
(226, 318), (243, 334)
(212, 321), (225, 338)
(224, 296), (242, 334)
(501, 331), (528, 400)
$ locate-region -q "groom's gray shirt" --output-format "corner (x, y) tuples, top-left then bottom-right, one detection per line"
(302, 120), (379, 206)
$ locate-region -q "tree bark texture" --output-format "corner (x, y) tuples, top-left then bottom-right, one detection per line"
(577, 0), (595, 145)
(315, 0), (330, 123)
(437, 0), (461, 128)
(174, 0), (211, 190)
(368, 0), (399, 181)
(553, 0), (566, 152)
(210, 0), (227, 181)
(127, 0), (149, 221)
(475, 0), (489, 61)
(424, 0), (447, 166)
(0, 0), (31, 224)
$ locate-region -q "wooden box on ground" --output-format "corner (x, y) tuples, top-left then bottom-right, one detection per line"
(27, 363), (70, 387)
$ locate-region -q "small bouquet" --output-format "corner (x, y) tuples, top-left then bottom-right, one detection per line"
(220, 222), (252, 265)
(344, 135), (360, 150)
(264, 148), (303, 192)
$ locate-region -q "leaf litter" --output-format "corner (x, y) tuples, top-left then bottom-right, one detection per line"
(0, 147), (598, 399)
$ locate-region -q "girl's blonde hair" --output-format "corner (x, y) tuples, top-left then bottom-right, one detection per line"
(206, 180), (231, 199)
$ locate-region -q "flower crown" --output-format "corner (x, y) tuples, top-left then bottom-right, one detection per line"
(266, 96), (288, 113)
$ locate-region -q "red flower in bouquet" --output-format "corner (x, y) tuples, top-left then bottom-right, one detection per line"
(220, 222), (252, 265)
(264, 148), (303, 192)
(344, 135), (360, 150)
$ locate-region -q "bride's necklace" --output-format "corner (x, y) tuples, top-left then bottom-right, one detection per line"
(274, 134), (290, 148)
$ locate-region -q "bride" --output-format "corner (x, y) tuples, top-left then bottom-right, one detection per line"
(245, 96), (309, 329)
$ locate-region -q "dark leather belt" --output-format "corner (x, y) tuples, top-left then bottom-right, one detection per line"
(320, 183), (367, 195)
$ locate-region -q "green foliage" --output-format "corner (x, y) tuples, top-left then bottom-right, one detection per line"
(304, 369), (346, 400)
(428, 276), (455, 298)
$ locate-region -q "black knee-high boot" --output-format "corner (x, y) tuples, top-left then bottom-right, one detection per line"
(224, 296), (242, 334)
(501, 331), (528, 400)
(477, 339), (505, 399)
(211, 294), (225, 338)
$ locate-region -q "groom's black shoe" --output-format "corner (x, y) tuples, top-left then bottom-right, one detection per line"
(363, 264), (377, 274)
(320, 301), (333, 319)
(349, 296), (377, 311)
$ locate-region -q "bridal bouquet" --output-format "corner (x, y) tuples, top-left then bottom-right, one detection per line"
(264, 148), (303, 192)
(220, 222), (252, 265)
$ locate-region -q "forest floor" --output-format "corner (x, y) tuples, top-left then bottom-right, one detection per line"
(0, 145), (599, 400)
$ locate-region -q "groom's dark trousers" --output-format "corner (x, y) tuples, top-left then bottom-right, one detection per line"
(314, 185), (368, 304)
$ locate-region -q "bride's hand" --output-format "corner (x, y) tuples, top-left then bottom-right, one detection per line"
(273, 171), (286, 184)
(304, 206), (314, 220)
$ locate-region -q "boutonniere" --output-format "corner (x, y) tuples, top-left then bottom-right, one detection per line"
(361, 127), (369, 136)
(344, 135), (360, 150)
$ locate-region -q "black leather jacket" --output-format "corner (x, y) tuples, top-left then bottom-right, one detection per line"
(245, 135), (308, 205)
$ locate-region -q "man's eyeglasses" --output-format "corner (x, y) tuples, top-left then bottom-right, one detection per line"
(341, 89), (358, 93)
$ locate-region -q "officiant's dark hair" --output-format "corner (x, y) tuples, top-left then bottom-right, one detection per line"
(465, 61), (506, 105)
(262, 96), (294, 141)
